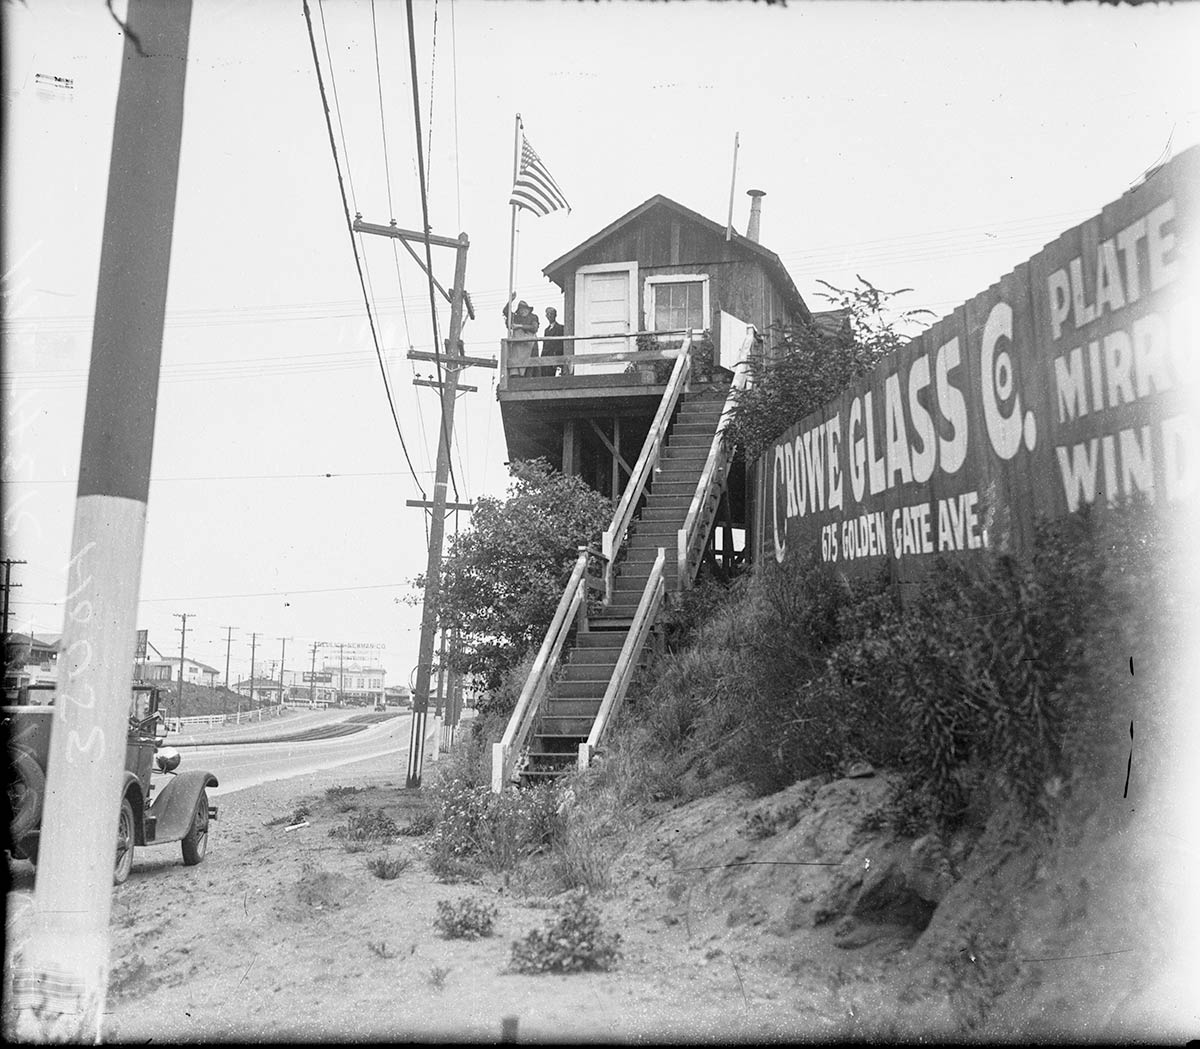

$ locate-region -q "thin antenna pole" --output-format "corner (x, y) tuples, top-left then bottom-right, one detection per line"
(725, 131), (740, 242)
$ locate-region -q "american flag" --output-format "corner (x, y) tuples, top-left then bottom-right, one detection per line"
(508, 137), (571, 217)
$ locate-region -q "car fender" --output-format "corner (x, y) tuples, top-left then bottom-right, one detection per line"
(148, 770), (219, 844)
(122, 772), (148, 844)
(9, 746), (46, 841)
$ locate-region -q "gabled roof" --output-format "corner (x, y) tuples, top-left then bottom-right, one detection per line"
(542, 194), (810, 321)
(156, 655), (220, 674)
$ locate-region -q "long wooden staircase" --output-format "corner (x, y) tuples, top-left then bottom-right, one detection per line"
(492, 328), (758, 791)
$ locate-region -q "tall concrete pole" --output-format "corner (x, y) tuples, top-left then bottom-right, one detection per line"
(11, 1), (192, 1038)
(407, 235), (469, 787)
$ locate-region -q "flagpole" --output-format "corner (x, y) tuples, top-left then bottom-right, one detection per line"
(506, 113), (522, 338)
(725, 131), (740, 241)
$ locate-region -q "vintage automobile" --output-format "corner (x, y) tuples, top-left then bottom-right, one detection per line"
(4, 681), (218, 883)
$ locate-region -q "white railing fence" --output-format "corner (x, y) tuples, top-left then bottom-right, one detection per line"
(491, 547), (595, 792)
(601, 333), (694, 604)
(676, 326), (757, 590)
(578, 547), (666, 772)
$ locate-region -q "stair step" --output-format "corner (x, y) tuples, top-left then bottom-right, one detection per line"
(549, 679), (608, 698)
(538, 714), (596, 732)
(622, 547), (670, 564)
(671, 423), (718, 437)
(544, 698), (602, 717)
(529, 742), (582, 759)
(566, 650), (623, 667)
(632, 521), (684, 536)
(573, 633), (629, 649)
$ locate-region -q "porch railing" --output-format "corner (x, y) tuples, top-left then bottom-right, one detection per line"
(600, 333), (694, 605)
(577, 547), (666, 772)
(675, 326), (757, 589)
(498, 328), (693, 389)
(491, 547), (594, 792)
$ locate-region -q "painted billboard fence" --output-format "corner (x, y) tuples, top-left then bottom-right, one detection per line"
(755, 146), (1198, 581)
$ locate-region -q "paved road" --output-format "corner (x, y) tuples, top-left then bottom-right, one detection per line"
(184, 713), (431, 796)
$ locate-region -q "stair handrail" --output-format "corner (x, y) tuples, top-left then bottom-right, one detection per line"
(491, 547), (591, 792)
(578, 547), (666, 771)
(601, 333), (694, 605)
(675, 326), (757, 589)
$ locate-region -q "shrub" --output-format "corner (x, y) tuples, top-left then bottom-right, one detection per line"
(400, 808), (438, 837)
(434, 896), (499, 939)
(426, 779), (567, 874)
(510, 891), (621, 974)
(366, 853), (410, 880)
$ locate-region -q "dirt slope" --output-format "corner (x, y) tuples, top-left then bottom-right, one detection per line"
(5, 755), (1195, 1042)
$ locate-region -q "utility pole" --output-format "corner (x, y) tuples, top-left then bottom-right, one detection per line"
(338, 642), (345, 707)
(221, 625), (236, 689)
(351, 220), (487, 786)
(12, 1), (193, 1037)
(246, 631), (260, 718)
(309, 642), (319, 704)
(174, 612), (194, 717)
(277, 637), (290, 707)
(1, 558), (27, 640)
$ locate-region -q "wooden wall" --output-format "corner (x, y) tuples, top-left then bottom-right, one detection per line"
(555, 208), (803, 359)
(752, 146), (1199, 585)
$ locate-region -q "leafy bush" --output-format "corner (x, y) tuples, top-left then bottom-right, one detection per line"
(626, 499), (1174, 834)
(434, 896), (499, 939)
(426, 779), (567, 875)
(510, 891), (621, 974)
(366, 853), (410, 880)
(416, 458), (612, 699)
(725, 278), (931, 463)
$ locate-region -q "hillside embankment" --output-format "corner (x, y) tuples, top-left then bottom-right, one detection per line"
(6, 735), (1193, 1042)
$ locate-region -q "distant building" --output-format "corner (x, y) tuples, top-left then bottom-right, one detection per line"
(3, 632), (61, 689)
(143, 656), (220, 688)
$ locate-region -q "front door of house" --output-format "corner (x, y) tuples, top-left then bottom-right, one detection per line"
(576, 265), (635, 375)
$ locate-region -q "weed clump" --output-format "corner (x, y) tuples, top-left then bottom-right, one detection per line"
(434, 896), (499, 940)
(329, 808), (399, 842)
(366, 853), (410, 880)
(510, 891), (621, 974)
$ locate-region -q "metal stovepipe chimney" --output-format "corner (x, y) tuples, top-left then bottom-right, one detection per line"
(745, 189), (765, 243)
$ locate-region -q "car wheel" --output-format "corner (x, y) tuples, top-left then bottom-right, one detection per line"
(181, 789), (209, 866)
(8, 749), (45, 845)
(114, 797), (135, 885)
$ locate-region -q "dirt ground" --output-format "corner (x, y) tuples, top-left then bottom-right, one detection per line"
(6, 744), (1197, 1043)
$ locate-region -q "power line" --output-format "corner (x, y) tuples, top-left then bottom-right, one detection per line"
(301, 0), (426, 500)
(448, 0), (461, 231)
(404, 0), (460, 503)
(316, 0), (359, 212)
(426, 0), (439, 189)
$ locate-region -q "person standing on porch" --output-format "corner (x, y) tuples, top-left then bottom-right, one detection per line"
(540, 306), (565, 377)
(503, 295), (540, 377)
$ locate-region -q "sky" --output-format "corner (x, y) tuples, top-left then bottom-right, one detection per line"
(3, 0), (1199, 690)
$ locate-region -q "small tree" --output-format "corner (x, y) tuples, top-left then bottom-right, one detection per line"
(413, 459), (611, 707)
(724, 276), (933, 462)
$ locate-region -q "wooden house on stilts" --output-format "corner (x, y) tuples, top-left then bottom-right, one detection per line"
(493, 190), (820, 789)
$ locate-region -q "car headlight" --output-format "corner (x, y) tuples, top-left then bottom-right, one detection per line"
(155, 747), (181, 773)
